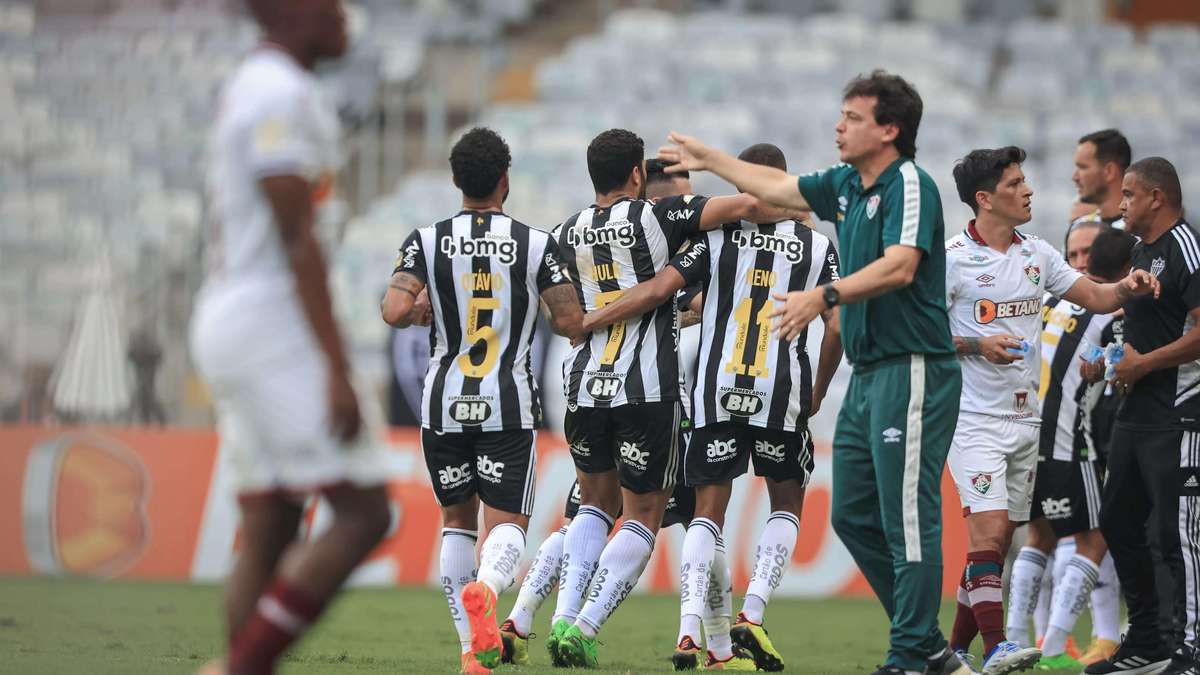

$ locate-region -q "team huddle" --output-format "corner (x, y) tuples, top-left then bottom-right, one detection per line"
(193, 2), (1200, 675)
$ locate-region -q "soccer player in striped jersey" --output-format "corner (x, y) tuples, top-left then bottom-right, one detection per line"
(942, 147), (1157, 675)
(549, 129), (785, 669)
(1000, 228), (1135, 671)
(581, 143), (844, 671)
(381, 127), (584, 673)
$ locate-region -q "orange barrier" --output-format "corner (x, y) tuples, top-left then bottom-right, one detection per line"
(0, 425), (969, 596)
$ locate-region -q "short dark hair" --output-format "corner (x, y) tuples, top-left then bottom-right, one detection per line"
(645, 158), (686, 185)
(587, 129), (644, 194)
(738, 143), (787, 171)
(449, 127), (511, 199)
(1087, 227), (1137, 280)
(952, 146), (1027, 214)
(1127, 156), (1184, 209)
(1078, 129), (1132, 172)
(842, 69), (923, 158)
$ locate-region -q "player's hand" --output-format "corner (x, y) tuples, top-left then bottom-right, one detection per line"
(810, 391), (826, 417)
(978, 334), (1024, 364)
(1121, 268), (1161, 299)
(570, 330), (589, 347)
(328, 369), (362, 442)
(768, 289), (823, 342)
(410, 288), (433, 326)
(1112, 343), (1149, 395)
(1079, 357), (1105, 383)
(658, 132), (713, 173)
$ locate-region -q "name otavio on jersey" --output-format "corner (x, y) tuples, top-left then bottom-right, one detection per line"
(731, 229), (805, 263)
(567, 219), (638, 249)
(441, 232), (518, 265)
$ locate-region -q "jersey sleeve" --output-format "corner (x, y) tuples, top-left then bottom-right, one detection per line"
(677, 284), (703, 311)
(882, 164), (939, 254)
(667, 234), (711, 287)
(652, 194), (710, 249)
(393, 230), (427, 281)
(1177, 254), (1200, 311)
(796, 164), (850, 224)
(817, 240), (840, 286)
(536, 236), (572, 292)
(1041, 239), (1084, 297)
(944, 250), (959, 309)
(245, 86), (319, 179)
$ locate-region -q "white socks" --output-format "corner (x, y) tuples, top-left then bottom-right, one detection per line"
(440, 528), (479, 654)
(477, 522), (526, 596)
(703, 537), (734, 659)
(576, 520), (656, 638)
(1006, 546), (1049, 648)
(1034, 552), (1054, 639)
(1091, 552), (1122, 642)
(553, 506), (613, 624)
(678, 518), (720, 639)
(1042, 555), (1100, 657)
(508, 525), (566, 635)
(742, 511), (799, 624)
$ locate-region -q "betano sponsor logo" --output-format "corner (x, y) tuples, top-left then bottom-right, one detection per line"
(974, 297), (1041, 324)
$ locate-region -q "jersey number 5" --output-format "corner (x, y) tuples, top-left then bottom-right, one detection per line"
(458, 296), (501, 378)
(726, 298), (773, 378)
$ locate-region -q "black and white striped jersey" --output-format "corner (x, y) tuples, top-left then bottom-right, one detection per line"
(669, 220), (839, 431)
(1120, 219), (1200, 429)
(394, 210), (571, 432)
(554, 195), (709, 408)
(1038, 295), (1116, 461)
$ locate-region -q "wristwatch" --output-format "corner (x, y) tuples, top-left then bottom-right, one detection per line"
(822, 283), (840, 308)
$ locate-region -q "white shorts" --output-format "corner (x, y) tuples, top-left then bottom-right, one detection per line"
(947, 411), (1040, 521)
(191, 285), (392, 497)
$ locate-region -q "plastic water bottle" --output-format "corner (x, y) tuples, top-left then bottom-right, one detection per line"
(1080, 340), (1105, 364)
(1104, 342), (1125, 382)
(1007, 339), (1032, 356)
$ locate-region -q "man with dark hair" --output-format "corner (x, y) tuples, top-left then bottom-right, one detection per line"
(193, 2), (393, 674)
(382, 126), (584, 673)
(546, 128), (782, 669)
(943, 146), (1156, 674)
(659, 70), (969, 675)
(1088, 157), (1200, 675)
(1074, 129), (1132, 228)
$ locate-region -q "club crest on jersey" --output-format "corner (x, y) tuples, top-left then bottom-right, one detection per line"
(731, 229), (804, 263)
(584, 372), (624, 401)
(974, 297), (1040, 324)
(970, 473), (992, 495)
(1014, 391), (1028, 413)
(567, 219), (638, 249)
(441, 232), (518, 265)
(1151, 257), (1166, 278)
(865, 194), (881, 219)
(449, 396), (493, 425)
(719, 387), (765, 417)
(1023, 263), (1041, 285)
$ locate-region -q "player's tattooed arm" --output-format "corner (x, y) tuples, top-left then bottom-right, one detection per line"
(954, 334), (1023, 364)
(381, 271), (428, 328)
(679, 309), (702, 328)
(954, 336), (982, 356)
(541, 283), (585, 343)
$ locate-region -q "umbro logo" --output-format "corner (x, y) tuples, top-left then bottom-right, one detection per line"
(976, 273), (995, 287)
(882, 427), (902, 443)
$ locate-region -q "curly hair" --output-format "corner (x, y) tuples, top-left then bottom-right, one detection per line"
(587, 129), (644, 194)
(843, 70), (923, 158)
(450, 127), (511, 200)
(952, 146), (1027, 214)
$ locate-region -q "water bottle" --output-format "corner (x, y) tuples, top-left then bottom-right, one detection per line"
(1080, 340), (1105, 364)
(1104, 342), (1125, 382)
(1007, 339), (1032, 356)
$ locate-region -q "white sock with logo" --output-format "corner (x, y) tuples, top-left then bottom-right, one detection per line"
(1091, 552), (1122, 642)
(508, 525), (566, 636)
(677, 518), (719, 643)
(576, 520), (656, 638)
(703, 536), (734, 660)
(1043, 555), (1100, 656)
(742, 511), (800, 625)
(553, 506), (613, 625)
(478, 522), (526, 596)
(1006, 546), (1048, 648)
(440, 528), (478, 654)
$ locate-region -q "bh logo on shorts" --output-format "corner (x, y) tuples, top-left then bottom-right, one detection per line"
(619, 442), (650, 471)
(720, 388), (764, 417)
(439, 462), (472, 488)
(451, 398), (493, 425)
(586, 374), (624, 401)
(970, 473), (992, 495)
(1041, 497), (1072, 520)
(754, 440), (786, 463)
(476, 455), (505, 484)
(706, 439), (737, 462)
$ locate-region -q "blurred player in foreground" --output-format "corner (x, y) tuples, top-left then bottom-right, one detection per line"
(192, 1), (392, 673)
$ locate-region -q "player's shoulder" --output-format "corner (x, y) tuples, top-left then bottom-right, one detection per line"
(888, 159), (939, 198)
(1164, 220), (1200, 265)
(224, 51), (312, 119)
(507, 217), (552, 245)
(647, 194), (704, 222)
(944, 231), (970, 255)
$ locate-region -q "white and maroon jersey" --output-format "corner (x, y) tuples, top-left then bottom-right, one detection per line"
(202, 46), (341, 309)
(945, 221), (1082, 422)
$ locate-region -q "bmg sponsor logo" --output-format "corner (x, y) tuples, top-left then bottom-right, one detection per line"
(441, 232), (518, 265)
(567, 219), (638, 249)
(731, 229), (805, 263)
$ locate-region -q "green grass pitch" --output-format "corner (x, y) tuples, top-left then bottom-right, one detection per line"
(0, 576), (1094, 674)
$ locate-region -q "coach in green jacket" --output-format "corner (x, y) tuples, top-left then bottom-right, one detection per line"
(658, 70), (963, 675)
